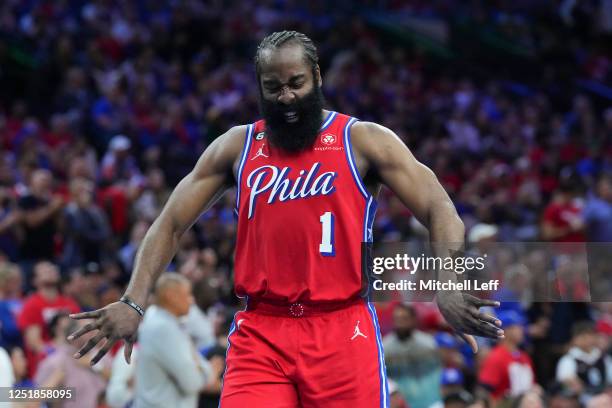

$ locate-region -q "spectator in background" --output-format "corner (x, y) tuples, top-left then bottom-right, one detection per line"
(36, 313), (110, 408)
(8, 345), (32, 388)
(388, 379), (410, 408)
(583, 174), (612, 242)
(133, 168), (171, 221)
(556, 321), (612, 404)
(198, 345), (226, 408)
(478, 310), (535, 402)
(99, 134), (143, 194)
(106, 342), (139, 408)
(547, 382), (581, 408)
(0, 345), (14, 388)
(135, 273), (214, 408)
(513, 389), (546, 408)
(61, 177), (111, 269)
(0, 185), (21, 261)
(383, 303), (441, 408)
(107, 293), (155, 408)
(586, 394), (612, 408)
(17, 261), (80, 378)
(118, 220), (150, 273)
(0, 345), (18, 408)
(541, 180), (585, 242)
(435, 332), (476, 392)
(441, 390), (474, 408)
(17, 169), (64, 281)
(90, 81), (129, 152)
(186, 277), (219, 352)
(97, 135), (141, 237)
(0, 263), (22, 350)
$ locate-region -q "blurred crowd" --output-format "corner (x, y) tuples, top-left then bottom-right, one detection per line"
(0, 0), (611, 407)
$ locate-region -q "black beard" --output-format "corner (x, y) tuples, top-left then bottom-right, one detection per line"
(395, 328), (414, 342)
(259, 85), (324, 153)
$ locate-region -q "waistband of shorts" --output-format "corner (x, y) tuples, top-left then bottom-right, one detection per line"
(246, 296), (363, 317)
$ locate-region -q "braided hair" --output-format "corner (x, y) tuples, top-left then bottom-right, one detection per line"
(254, 31), (319, 78)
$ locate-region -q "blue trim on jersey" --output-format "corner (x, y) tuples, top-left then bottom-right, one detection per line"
(343, 117), (369, 199)
(366, 300), (390, 408)
(362, 196), (378, 298)
(363, 196), (378, 242)
(320, 111), (337, 131)
(218, 297), (249, 407)
(218, 320), (237, 408)
(234, 124), (255, 215)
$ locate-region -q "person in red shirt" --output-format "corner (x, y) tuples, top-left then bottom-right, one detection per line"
(478, 310), (535, 402)
(541, 181), (585, 243)
(17, 261), (80, 377)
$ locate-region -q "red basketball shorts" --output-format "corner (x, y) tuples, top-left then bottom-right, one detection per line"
(219, 299), (390, 408)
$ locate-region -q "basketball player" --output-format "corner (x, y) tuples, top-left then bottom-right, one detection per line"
(68, 31), (504, 407)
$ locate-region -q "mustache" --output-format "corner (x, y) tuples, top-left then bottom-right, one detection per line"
(259, 85), (324, 153)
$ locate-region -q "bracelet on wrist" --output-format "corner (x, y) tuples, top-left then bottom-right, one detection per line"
(120, 296), (145, 317)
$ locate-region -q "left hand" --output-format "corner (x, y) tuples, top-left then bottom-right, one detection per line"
(436, 292), (503, 353)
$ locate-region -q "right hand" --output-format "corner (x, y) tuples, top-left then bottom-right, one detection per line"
(68, 301), (142, 365)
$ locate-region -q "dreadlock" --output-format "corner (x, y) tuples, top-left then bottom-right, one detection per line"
(254, 31), (319, 77)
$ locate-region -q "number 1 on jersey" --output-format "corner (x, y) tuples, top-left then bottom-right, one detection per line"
(319, 211), (335, 256)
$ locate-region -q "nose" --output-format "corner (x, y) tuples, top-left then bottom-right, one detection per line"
(277, 86), (296, 105)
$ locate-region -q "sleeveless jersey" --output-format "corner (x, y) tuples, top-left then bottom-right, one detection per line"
(234, 111), (377, 303)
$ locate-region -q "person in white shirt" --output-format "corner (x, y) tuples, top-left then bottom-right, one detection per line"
(134, 273), (211, 408)
(556, 321), (612, 404)
(0, 346), (15, 408)
(106, 343), (139, 408)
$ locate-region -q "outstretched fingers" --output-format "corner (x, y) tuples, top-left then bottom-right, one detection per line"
(91, 337), (117, 365)
(469, 308), (502, 327)
(466, 295), (500, 309)
(69, 310), (102, 320)
(74, 331), (106, 359)
(123, 341), (134, 364)
(67, 321), (100, 341)
(457, 333), (478, 353)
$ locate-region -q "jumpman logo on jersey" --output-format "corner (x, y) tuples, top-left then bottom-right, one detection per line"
(251, 144), (269, 160)
(350, 320), (367, 340)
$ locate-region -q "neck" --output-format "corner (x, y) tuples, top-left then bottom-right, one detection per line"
(158, 303), (181, 318)
(502, 340), (518, 352)
(40, 288), (58, 300)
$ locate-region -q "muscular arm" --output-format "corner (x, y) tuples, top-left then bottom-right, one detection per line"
(352, 122), (502, 349)
(69, 126), (247, 364)
(125, 126), (246, 306)
(351, 121), (464, 244)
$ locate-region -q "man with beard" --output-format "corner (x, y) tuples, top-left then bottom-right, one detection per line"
(383, 304), (441, 408)
(69, 31), (503, 407)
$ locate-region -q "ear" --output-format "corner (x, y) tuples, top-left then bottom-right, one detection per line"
(315, 65), (322, 87)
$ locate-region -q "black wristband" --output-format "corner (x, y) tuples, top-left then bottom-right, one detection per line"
(120, 296), (145, 317)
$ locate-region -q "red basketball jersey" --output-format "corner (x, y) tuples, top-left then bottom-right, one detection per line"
(234, 111), (377, 303)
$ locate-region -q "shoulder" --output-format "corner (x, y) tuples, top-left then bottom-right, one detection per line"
(351, 120), (403, 148)
(21, 294), (42, 309)
(349, 120), (412, 164)
(192, 125), (250, 175)
(60, 297), (80, 312)
(414, 330), (437, 348)
(18, 194), (38, 208)
(350, 120), (393, 141)
(485, 345), (507, 362)
(208, 125), (250, 157)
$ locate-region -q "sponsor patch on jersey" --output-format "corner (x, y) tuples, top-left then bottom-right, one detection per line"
(321, 133), (336, 145)
(255, 132), (265, 141)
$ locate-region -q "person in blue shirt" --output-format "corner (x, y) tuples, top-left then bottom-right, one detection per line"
(583, 174), (612, 242)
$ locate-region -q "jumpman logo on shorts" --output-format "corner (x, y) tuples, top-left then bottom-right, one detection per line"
(350, 320), (367, 340)
(251, 144), (269, 160)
